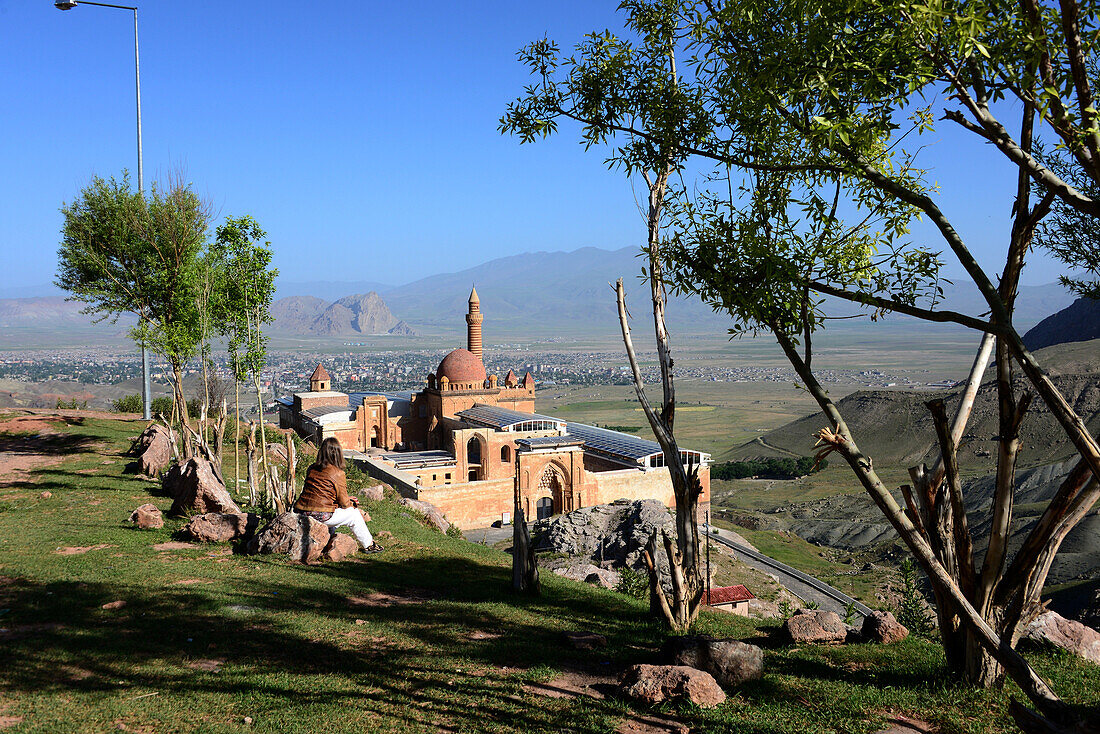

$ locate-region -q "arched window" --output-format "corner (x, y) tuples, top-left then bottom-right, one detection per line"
(501, 445), (511, 464)
(466, 436), (482, 465)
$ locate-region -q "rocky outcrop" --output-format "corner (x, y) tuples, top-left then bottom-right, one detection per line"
(536, 499), (674, 573)
(398, 497), (450, 533)
(784, 609), (848, 644)
(247, 512), (334, 564)
(128, 504), (164, 530)
(1024, 611), (1100, 665)
(183, 512), (260, 543)
(129, 424), (173, 477)
(619, 664), (726, 708)
(561, 630), (607, 650)
(164, 458), (241, 517)
(387, 321), (418, 337)
(861, 611), (909, 644)
(666, 635), (764, 688)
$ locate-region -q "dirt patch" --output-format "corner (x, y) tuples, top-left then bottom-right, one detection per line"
(101, 600), (126, 610)
(172, 579), (212, 586)
(467, 630), (502, 641)
(55, 544), (115, 555)
(60, 666), (95, 682)
(0, 716), (23, 729)
(523, 669), (616, 701)
(0, 416), (65, 435)
(872, 714), (938, 734)
(153, 542), (195, 551)
(185, 659), (224, 672)
(617, 714), (690, 734)
(348, 589), (437, 608)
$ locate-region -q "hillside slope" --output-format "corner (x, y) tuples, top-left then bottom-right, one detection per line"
(1023, 297), (1100, 351)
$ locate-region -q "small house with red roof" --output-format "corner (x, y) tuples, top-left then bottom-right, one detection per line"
(705, 584), (755, 616)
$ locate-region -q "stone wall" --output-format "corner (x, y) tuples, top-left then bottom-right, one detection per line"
(416, 477), (515, 529)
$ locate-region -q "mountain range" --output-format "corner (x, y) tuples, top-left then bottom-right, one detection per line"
(0, 247), (1080, 341)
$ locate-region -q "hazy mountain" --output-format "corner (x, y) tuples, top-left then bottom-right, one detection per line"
(0, 297), (135, 327)
(380, 247), (1075, 337)
(270, 292), (398, 336)
(270, 295), (327, 333)
(1023, 297), (1100, 351)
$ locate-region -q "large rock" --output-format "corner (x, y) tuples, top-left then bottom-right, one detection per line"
(164, 458), (241, 517)
(128, 503), (164, 530)
(620, 664), (726, 708)
(323, 532), (359, 562)
(130, 424), (173, 477)
(862, 611), (909, 644)
(359, 485), (385, 502)
(784, 609), (848, 644)
(183, 512), (260, 543)
(552, 563), (621, 589)
(667, 635), (764, 688)
(397, 497), (450, 533)
(247, 512), (334, 564)
(1024, 611), (1100, 665)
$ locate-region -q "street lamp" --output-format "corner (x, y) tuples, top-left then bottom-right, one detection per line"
(56, 0), (152, 421)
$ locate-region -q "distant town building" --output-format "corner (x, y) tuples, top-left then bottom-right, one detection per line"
(278, 289), (711, 528)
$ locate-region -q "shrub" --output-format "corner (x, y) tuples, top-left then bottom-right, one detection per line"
(112, 394), (143, 413)
(446, 523), (463, 539)
(895, 559), (934, 636)
(615, 567), (649, 599)
(711, 456), (827, 481)
(150, 396), (174, 417)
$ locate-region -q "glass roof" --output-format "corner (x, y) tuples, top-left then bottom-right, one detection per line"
(456, 404), (564, 430)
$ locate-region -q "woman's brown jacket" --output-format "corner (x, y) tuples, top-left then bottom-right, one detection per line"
(293, 464), (353, 512)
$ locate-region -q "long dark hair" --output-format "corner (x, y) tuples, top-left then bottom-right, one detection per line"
(313, 437), (345, 471)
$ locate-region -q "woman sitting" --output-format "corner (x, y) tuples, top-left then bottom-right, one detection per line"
(294, 437), (381, 553)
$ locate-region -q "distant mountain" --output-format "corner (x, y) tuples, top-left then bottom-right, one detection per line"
(1023, 297), (1100, 351)
(387, 320), (418, 336)
(270, 292), (398, 336)
(379, 246), (1076, 337)
(0, 297), (135, 327)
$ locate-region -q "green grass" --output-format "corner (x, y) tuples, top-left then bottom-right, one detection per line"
(0, 414), (1097, 732)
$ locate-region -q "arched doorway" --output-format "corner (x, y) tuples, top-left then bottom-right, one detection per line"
(535, 464), (565, 519)
(370, 426), (379, 448)
(466, 435), (484, 481)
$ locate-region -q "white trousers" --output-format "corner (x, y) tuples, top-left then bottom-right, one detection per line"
(323, 507), (373, 549)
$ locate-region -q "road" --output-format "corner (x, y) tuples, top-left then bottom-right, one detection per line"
(708, 526), (873, 619)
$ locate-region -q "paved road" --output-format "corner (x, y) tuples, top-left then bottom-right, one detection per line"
(709, 527), (873, 619)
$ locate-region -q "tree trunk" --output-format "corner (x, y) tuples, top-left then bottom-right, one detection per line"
(512, 473), (539, 594)
(234, 378), (241, 497)
(170, 361), (194, 459)
(245, 421), (258, 507)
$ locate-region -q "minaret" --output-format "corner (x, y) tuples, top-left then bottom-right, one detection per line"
(466, 286), (483, 360)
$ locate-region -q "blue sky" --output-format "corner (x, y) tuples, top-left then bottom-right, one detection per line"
(0, 0), (1071, 294)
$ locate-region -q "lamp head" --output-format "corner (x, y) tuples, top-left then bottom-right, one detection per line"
(55, 1), (78, 9)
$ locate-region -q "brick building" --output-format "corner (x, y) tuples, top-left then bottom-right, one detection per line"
(278, 288), (711, 528)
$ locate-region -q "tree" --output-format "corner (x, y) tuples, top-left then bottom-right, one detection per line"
(503, 0), (1100, 726)
(58, 173), (211, 456)
(503, 19), (710, 632)
(212, 216), (277, 509)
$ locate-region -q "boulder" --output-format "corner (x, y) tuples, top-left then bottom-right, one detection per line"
(164, 458), (241, 517)
(784, 609), (848, 644)
(130, 424), (173, 477)
(397, 497), (450, 533)
(552, 563), (621, 589)
(584, 569), (620, 589)
(861, 611), (909, 644)
(128, 503), (164, 530)
(1024, 611), (1100, 665)
(359, 485), (385, 502)
(323, 532), (359, 562)
(562, 630), (608, 650)
(183, 512), (260, 543)
(620, 664), (726, 708)
(247, 512), (333, 564)
(667, 635), (764, 688)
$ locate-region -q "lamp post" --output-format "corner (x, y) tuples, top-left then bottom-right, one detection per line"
(55, 0), (152, 421)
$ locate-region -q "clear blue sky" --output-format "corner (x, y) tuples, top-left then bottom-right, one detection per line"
(0, 0), (1070, 294)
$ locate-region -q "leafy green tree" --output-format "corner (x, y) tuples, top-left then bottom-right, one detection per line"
(503, 0), (1100, 722)
(57, 173), (211, 454)
(112, 394), (143, 414)
(211, 216), (277, 507)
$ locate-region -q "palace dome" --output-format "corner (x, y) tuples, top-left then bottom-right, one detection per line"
(437, 348), (486, 385)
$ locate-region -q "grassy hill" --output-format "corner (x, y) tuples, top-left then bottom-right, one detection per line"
(0, 413), (1097, 732)
(726, 339), (1100, 475)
